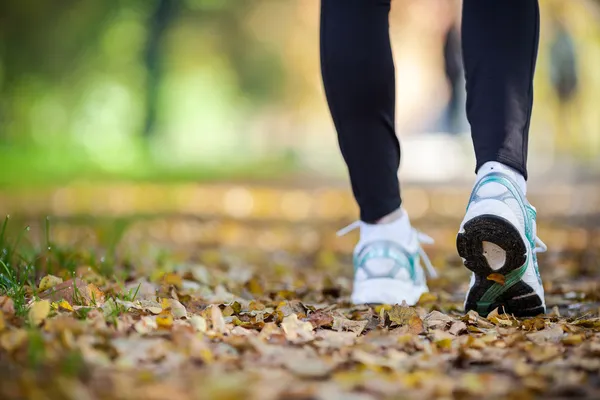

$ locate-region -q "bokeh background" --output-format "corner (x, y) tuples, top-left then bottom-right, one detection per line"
(2, 0), (600, 186)
(1, 0), (600, 269)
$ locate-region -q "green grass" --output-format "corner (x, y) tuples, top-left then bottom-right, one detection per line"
(0, 142), (300, 189)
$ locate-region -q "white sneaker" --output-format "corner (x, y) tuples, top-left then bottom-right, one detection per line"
(337, 209), (437, 305)
(458, 164), (547, 317)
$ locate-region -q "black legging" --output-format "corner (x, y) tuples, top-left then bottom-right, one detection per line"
(320, 0), (540, 223)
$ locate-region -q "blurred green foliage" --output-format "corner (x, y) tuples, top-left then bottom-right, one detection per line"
(1, 0), (600, 188)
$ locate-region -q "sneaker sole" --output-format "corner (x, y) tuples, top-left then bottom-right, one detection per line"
(457, 214), (545, 317)
(351, 278), (427, 306)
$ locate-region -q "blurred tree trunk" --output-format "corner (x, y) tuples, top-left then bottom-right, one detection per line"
(143, 0), (177, 139)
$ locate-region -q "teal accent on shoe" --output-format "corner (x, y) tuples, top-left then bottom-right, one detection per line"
(468, 173), (539, 307)
(353, 240), (422, 283)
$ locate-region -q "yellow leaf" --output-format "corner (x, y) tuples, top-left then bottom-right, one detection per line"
(28, 300), (50, 326)
(58, 300), (73, 312)
(486, 273), (506, 285)
(162, 273), (182, 288)
(156, 313), (173, 329)
(0, 311), (5, 332)
(562, 334), (584, 346)
(417, 292), (438, 305)
(0, 329), (28, 352)
(38, 275), (63, 292)
(388, 304), (418, 326)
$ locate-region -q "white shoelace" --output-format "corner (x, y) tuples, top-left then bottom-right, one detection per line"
(336, 221), (438, 279)
(534, 237), (547, 254)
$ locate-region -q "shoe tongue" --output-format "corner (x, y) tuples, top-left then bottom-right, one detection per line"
(361, 212), (413, 247)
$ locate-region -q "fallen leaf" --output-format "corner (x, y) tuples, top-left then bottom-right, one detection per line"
(190, 315), (208, 332)
(0, 296), (15, 316)
(139, 299), (162, 314)
(134, 316), (158, 334)
(39, 278), (105, 306)
(56, 299), (73, 312)
(231, 326), (253, 336)
(0, 329), (28, 352)
(281, 313), (314, 342)
(28, 300), (50, 326)
(417, 292), (438, 304)
(210, 305), (227, 333)
(332, 315), (368, 336)
(0, 312), (5, 332)
(388, 304), (423, 334)
(162, 273), (183, 288)
(486, 273), (506, 285)
(423, 311), (453, 331)
(315, 330), (357, 348)
(526, 325), (565, 344)
(388, 303), (417, 326)
(431, 329), (455, 348)
(449, 321), (468, 336)
(562, 334), (585, 346)
(161, 298), (187, 319)
(284, 356), (333, 378)
(156, 313), (174, 329)
(307, 310), (334, 329)
(38, 274), (63, 292)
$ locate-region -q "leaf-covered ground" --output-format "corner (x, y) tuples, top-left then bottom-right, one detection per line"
(1, 217), (600, 400)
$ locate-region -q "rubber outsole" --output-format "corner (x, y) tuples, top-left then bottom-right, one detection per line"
(457, 215), (545, 317)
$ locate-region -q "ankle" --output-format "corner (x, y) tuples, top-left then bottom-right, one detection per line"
(375, 207), (405, 224)
(477, 161), (527, 194)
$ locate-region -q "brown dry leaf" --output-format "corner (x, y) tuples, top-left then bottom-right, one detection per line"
(210, 305), (227, 333)
(28, 299), (50, 326)
(161, 298), (187, 319)
(388, 303), (417, 326)
(0, 296), (15, 316)
(307, 310), (334, 329)
(281, 313), (314, 342)
(526, 324), (565, 344)
(521, 317), (546, 331)
(449, 321), (468, 336)
(38, 274), (63, 292)
(332, 315), (368, 336)
(423, 311), (453, 331)
(487, 308), (514, 327)
(230, 326), (253, 336)
(134, 316), (158, 334)
(388, 304), (423, 334)
(276, 300), (307, 318)
(528, 344), (562, 363)
(39, 278), (105, 306)
(139, 299), (162, 314)
(315, 330), (357, 348)
(486, 273), (506, 285)
(0, 329), (28, 352)
(284, 356), (333, 378)
(462, 310), (495, 329)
